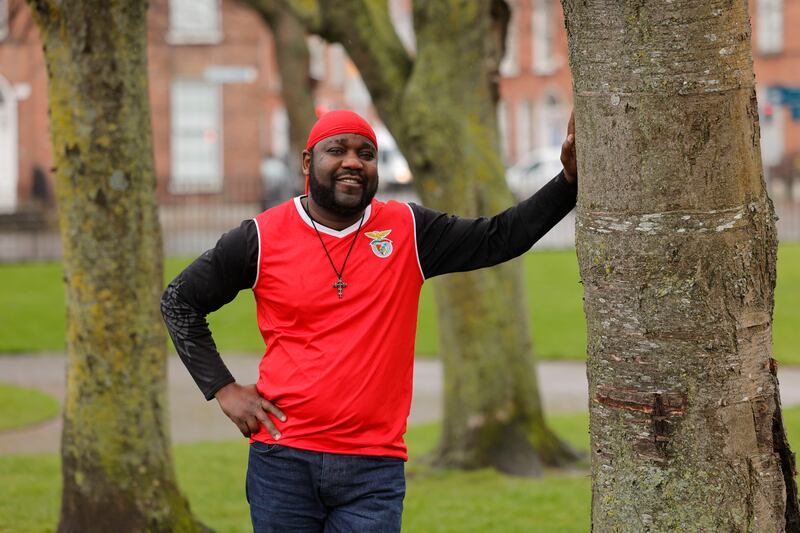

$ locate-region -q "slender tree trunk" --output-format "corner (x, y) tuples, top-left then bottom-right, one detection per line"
(562, 0), (799, 529)
(27, 1), (199, 530)
(250, 0), (317, 191)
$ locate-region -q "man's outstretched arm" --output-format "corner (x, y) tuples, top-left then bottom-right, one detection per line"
(412, 112), (577, 279)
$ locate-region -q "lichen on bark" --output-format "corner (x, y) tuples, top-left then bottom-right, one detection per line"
(26, 0), (200, 530)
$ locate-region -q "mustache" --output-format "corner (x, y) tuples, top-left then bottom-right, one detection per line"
(334, 170), (365, 181)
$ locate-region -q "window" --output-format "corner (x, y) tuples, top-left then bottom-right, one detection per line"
(308, 36), (326, 81)
(532, 0), (556, 74)
(168, 0), (221, 45)
(756, 0), (783, 54)
(760, 89), (784, 168)
(271, 107), (289, 160)
(329, 44), (346, 88)
(0, 0), (8, 41)
(499, 2), (519, 77)
(497, 101), (511, 162)
(516, 100), (534, 157)
(170, 80), (223, 193)
(345, 74), (371, 116)
(536, 92), (565, 148)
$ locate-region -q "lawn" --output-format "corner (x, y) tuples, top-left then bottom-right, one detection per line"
(0, 243), (798, 363)
(0, 384), (60, 432)
(1, 414), (592, 533)
(4, 406), (800, 532)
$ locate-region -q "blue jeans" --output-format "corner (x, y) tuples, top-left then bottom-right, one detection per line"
(246, 442), (406, 532)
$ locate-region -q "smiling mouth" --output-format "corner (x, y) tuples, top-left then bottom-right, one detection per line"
(336, 175), (364, 186)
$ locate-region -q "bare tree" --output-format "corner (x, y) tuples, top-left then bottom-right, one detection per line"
(562, 0), (799, 529)
(25, 1), (200, 530)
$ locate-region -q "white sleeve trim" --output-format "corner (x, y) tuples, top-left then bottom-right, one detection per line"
(251, 218), (262, 289)
(405, 203), (425, 282)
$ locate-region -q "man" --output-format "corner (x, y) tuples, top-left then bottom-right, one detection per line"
(161, 109), (578, 532)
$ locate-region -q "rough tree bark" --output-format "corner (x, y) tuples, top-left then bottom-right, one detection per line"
(245, 0), (317, 191)
(26, 1), (200, 531)
(562, 0), (800, 529)
(279, 0), (577, 475)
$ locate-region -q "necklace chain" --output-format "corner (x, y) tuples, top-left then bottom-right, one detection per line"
(305, 199), (365, 300)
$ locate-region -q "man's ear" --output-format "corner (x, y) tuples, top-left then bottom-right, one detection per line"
(302, 150), (312, 176)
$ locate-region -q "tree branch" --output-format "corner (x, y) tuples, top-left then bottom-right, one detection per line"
(273, 0), (323, 34)
(280, 0), (413, 130)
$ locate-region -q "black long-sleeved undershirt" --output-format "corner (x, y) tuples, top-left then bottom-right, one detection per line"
(161, 172), (577, 400)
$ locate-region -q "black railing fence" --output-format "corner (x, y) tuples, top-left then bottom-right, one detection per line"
(1, 181), (799, 263)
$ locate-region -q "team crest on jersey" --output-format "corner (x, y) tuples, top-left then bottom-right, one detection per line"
(364, 230), (394, 258)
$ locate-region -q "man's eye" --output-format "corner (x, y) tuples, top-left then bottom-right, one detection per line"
(328, 148), (344, 154)
(360, 152), (375, 160)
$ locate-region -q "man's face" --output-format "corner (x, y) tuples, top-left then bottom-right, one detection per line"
(303, 134), (379, 218)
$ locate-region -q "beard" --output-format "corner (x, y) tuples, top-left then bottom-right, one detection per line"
(308, 155), (377, 218)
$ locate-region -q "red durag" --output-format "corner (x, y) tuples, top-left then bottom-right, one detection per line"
(304, 110), (378, 194)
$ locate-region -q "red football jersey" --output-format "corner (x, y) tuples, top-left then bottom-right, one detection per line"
(250, 197), (424, 459)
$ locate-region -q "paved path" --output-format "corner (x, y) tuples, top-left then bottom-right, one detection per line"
(3, 354), (800, 455)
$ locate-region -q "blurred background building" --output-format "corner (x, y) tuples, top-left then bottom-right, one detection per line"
(0, 0), (798, 260)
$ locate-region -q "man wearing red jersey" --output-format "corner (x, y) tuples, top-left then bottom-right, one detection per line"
(162, 110), (577, 532)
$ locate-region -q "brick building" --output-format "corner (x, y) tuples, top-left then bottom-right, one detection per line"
(0, 0), (798, 220)
(498, 0), (800, 200)
(0, 0), (364, 217)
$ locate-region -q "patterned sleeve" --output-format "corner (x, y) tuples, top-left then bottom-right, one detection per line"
(160, 219), (259, 400)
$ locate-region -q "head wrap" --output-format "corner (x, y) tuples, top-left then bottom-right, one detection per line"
(305, 110), (378, 151)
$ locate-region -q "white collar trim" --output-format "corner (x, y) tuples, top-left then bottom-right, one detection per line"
(294, 196), (372, 238)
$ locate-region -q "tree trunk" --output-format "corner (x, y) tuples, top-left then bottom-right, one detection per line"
(398, 0), (576, 474)
(249, 0), (317, 191)
(27, 1), (199, 530)
(562, 0), (800, 529)
(283, 0), (578, 475)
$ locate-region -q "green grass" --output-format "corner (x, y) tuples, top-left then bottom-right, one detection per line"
(1, 243), (799, 363)
(0, 413), (590, 533)
(3, 406), (800, 532)
(0, 384), (60, 432)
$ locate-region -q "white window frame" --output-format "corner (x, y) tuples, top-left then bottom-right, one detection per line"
(167, 0), (222, 45)
(532, 0), (556, 75)
(497, 100), (511, 163)
(0, 74), (18, 213)
(170, 80), (224, 194)
(329, 44), (346, 88)
(271, 106), (289, 160)
(308, 35), (326, 81)
(756, 0), (783, 55)
(535, 90), (565, 148)
(499, 2), (519, 77)
(516, 100), (533, 157)
(0, 0), (9, 42)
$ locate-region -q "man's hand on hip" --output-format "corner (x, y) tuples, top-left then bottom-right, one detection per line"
(215, 382), (286, 439)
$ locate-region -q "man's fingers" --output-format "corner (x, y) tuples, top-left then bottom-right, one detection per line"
(261, 399), (287, 422)
(257, 412), (282, 440)
(237, 421), (251, 438)
(567, 110), (575, 136)
(245, 416), (261, 436)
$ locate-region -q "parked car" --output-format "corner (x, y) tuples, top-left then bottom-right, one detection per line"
(506, 147), (563, 200)
(375, 127), (413, 190)
(260, 157), (296, 210)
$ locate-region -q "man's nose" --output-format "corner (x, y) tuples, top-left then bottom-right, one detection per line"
(341, 152), (364, 169)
